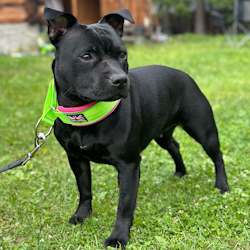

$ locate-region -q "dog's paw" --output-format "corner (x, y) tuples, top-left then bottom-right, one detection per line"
(69, 206), (92, 225)
(174, 171), (186, 178)
(215, 184), (230, 194)
(69, 211), (91, 225)
(105, 234), (129, 249)
(69, 214), (84, 225)
(215, 178), (229, 194)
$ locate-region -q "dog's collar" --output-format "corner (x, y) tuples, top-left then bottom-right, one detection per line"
(41, 80), (121, 126)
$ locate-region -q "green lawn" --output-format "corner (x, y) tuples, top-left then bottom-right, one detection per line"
(0, 35), (250, 249)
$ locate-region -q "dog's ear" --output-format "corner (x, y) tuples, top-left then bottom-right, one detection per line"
(99, 9), (134, 37)
(43, 7), (78, 45)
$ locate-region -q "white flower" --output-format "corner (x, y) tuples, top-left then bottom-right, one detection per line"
(173, 217), (179, 223)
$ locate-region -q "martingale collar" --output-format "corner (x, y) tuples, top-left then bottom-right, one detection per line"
(41, 80), (121, 126)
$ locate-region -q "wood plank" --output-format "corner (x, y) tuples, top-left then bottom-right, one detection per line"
(0, 6), (27, 23)
(99, 0), (105, 17)
(0, 0), (25, 5)
(139, 0), (144, 25)
(100, 0), (120, 16)
(147, 0), (153, 25)
(100, 0), (153, 26)
(71, 0), (78, 17)
(128, 0), (138, 25)
(76, 0), (100, 24)
(37, 4), (46, 24)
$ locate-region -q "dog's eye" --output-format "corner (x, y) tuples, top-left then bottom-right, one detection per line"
(82, 54), (91, 61)
(119, 52), (127, 59)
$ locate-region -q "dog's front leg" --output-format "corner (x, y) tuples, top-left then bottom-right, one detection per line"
(67, 155), (92, 225)
(105, 158), (141, 249)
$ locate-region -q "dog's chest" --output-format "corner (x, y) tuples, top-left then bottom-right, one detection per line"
(70, 131), (116, 165)
(79, 143), (115, 165)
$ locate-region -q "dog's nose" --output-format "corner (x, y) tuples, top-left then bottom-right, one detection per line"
(110, 74), (128, 88)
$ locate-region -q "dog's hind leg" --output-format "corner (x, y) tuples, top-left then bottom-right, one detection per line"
(181, 105), (229, 193)
(67, 155), (92, 224)
(155, 130), (186, 177)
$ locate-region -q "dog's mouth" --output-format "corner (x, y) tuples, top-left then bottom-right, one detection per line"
(77, 83), (129, 103)
(104, 94), (127, 102)
(58, 79), (129, 107)
(59, 90), (128, 107)
(79, 91), (128, 103)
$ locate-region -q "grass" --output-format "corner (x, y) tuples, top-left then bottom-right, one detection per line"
(0, 34), (250, 249)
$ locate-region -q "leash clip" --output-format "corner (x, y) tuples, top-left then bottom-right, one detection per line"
(22, 118), (53, 165)
(0, 118), (53, 174)
(34, 118), (53, 147)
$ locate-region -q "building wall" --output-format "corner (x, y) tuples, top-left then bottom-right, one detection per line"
(0, 0), (153, 54)
(71, 0), (100, 24)
(66, 0), (153, 26)
(0, 23), (43, 54)
(100, 0), (152, 26)
(0, 0), (45, 23)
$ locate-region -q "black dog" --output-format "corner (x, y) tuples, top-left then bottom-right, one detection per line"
(43, 7), (229, 249)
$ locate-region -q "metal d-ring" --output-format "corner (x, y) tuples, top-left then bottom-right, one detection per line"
(34, 118), (53, 148)
(21, 118), (53, 165)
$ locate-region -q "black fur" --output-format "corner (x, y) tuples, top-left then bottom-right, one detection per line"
(44, 7), (229, 249)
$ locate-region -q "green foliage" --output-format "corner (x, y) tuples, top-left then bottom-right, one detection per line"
(153, 0), (194, 18)
(209, 0), (234, 10)
(153, 0), (234, 10)
(0, 35), (250, 249)
(174, 2), (193, 17)
(209, 0), (234, 24)
(153, 0), (235, 30)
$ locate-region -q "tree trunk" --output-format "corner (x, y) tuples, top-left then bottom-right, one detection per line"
(195, 0), (205, 34)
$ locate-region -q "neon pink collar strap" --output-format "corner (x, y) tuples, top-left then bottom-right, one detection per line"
(41, 80), (121, 127)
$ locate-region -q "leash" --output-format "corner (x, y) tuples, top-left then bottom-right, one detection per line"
(0, 118), (53, 173)
(0, 79), (121, 174)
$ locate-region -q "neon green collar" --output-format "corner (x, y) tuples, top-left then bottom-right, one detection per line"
(41, 80), (121, 126)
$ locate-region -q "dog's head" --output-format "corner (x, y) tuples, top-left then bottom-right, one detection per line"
(44, 8), (134, 106)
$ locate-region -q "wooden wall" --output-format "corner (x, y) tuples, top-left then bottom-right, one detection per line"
(70, 0), (100, 24)
(69, 0), (153, 26)
(0, 0), (45, 23)
(0, 0), (152, 26)
(100, 0), (152, 26)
